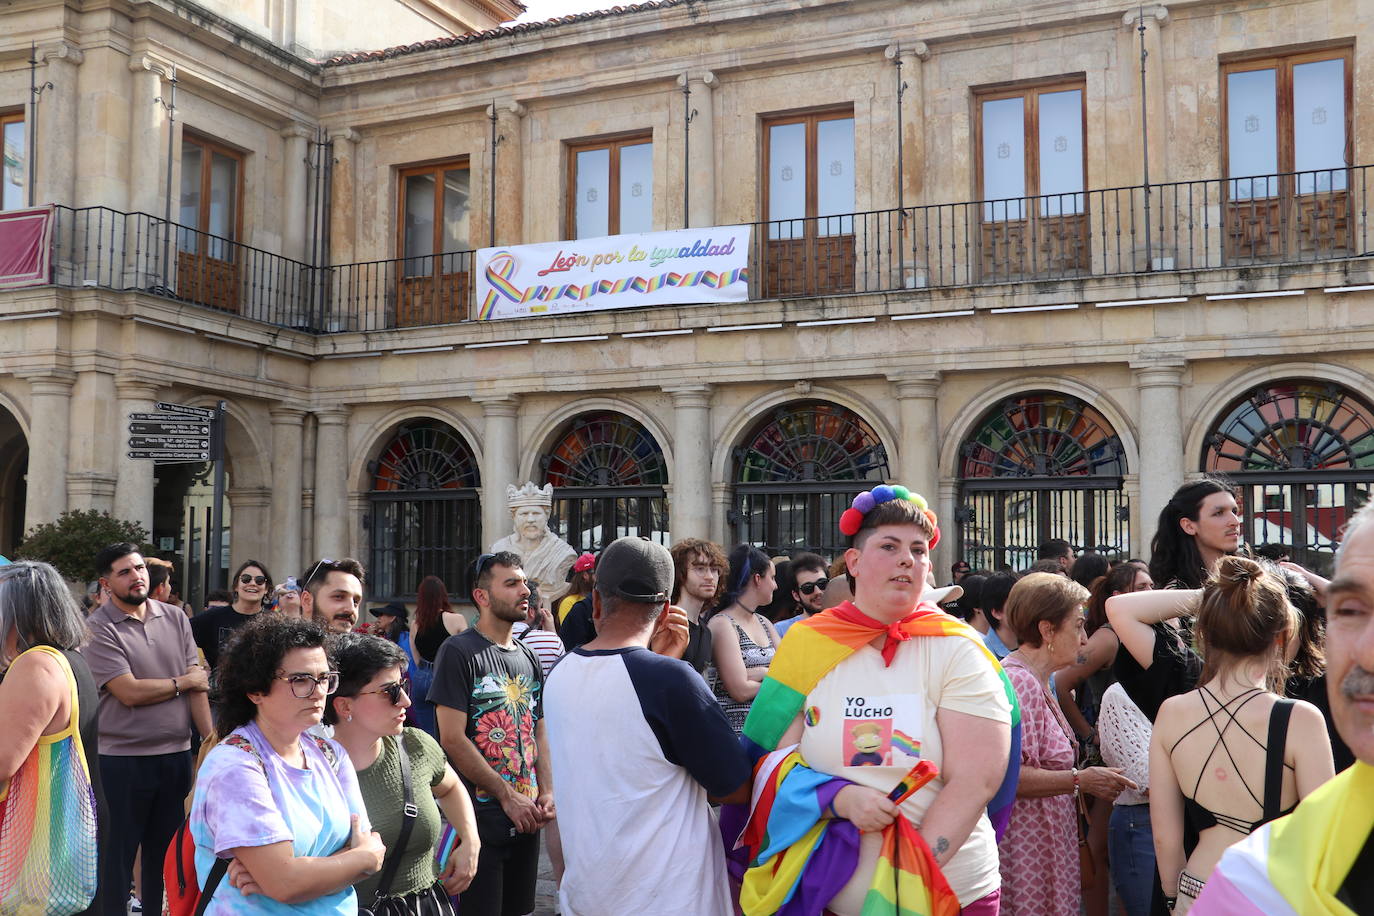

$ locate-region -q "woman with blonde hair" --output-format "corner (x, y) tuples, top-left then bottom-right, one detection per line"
(1111, 556), (1334, 913)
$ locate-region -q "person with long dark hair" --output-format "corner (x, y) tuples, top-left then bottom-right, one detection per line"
(706, 544), (780, 733)
(1115, 478), (1242, 722)
(412, 576), (466, 664)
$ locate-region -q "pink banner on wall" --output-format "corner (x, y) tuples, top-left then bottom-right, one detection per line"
(0, 206), (53, 289)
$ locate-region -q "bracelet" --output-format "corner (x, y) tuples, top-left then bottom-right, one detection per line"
(826, 797), (839, 818)
(1071, 767), (1080, 796)
(1164, 896), (1177, 911)
(172, 678), (180, 698)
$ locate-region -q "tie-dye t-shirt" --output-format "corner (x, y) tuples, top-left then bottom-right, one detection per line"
(189, 721), (369, 914)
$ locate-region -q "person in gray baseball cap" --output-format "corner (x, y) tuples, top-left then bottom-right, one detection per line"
(543, 536), (752, 916)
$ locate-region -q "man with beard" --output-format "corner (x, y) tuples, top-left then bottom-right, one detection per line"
(299, 557), (366, 633)
(429, 551), (552, 916)
(774, 551), (830, 638)
(1193, 501), (1374, 914)
(81, 542), (211, 915)
(669, 538), (727, 675)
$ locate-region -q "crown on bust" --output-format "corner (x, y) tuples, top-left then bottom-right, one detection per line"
(507, 482), (554, 510)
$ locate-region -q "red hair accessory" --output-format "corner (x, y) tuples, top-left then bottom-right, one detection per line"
(839, 485), (941, 548)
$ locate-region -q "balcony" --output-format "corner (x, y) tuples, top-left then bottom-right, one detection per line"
(21, 166), (1374, 333)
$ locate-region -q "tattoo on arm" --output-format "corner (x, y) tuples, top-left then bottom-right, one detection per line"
(933, 836), (950, 857)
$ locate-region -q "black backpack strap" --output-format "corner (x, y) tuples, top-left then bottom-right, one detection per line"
(1263, 699), (1296, 822)
(194, 857), (231, 916)
(374, 733), (418, 899)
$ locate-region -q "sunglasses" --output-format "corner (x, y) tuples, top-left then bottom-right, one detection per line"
(797, 578), (830, 595)
(473, 552), (497, 581)
(357, 677), (411, 706)
(276, 671), (340, 698)
(239, 574), (268, 586)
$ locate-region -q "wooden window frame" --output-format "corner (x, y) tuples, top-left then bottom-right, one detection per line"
(180, 131), (245, 244)
(564, 133), (653, 239)
(972, 79), (1088, 211)
(1220, 46), (1354, 183)
(394, 157), (472, 261)
(760, 108), (855, 225)
(0, 110), (24, 211)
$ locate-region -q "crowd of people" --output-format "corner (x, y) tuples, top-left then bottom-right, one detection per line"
(0, 473), (1371, 916)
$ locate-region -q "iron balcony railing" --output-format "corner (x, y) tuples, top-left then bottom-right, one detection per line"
(28, 166), (1374, 333)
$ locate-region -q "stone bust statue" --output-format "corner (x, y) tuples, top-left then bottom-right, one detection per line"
(489, 482), (578, 607)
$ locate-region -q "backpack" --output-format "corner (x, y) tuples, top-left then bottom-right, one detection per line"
(164, 732), (338, 915)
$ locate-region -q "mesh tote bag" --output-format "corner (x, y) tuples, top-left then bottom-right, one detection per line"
(0, 646), (99, 915)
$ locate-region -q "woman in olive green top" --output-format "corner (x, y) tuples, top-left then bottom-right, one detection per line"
(327, 633), (480, 909)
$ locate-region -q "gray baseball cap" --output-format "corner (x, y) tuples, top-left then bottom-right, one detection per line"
(595, 536), (673, 604)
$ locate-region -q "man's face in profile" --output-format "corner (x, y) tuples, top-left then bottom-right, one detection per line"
(1327, 520), (1374, 765)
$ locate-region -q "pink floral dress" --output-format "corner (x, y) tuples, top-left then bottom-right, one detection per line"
(998, 656), (1080, 916)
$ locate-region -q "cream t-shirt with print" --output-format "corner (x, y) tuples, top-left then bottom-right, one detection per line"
(798, 635), (1012, 910)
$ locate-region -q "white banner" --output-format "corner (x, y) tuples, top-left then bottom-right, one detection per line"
(475, 225), (751, 320)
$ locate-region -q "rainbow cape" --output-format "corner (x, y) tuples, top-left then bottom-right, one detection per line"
(1192, 761), (1374, 915)
(730, 602), (1020, 916)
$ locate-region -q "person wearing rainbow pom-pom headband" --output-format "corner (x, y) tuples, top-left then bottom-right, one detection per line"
(730, 486), (1021, 916)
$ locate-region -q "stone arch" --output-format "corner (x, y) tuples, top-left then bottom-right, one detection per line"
(521, 396), (674, 485)
(350, 405), (485, 495)
(0, 393), (29, 555)
(712, 384), (899, 491)
(1182, 361), (1374, 471)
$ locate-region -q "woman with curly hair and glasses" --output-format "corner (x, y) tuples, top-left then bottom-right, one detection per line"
(327, 632), (479, 913)
(189, 614), (384, 913)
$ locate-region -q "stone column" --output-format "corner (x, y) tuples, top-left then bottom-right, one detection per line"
(114, 377), (159, 533)
(328, 129), (361, 266)
(675, 71), (717, 228)
(269, 406), (308, 578)
(20, 371), (75, 532)
(280, 124), (312, 263)
(37, 43), (83, 207)
(711, 482), (732, 546)
(227, 487), (271, 570)
(478, 397), (520, 550)
(312, 408), (350, 561)
(127, 56), (169, 218)
(666, 386), (712, 542)
(66, 369), (118, 513)
(937, 480), (958, 575)
(485, 101), (527, 246)
(1124, 6), (1170, 268)
(885, 41), (930, 288)
(890, 373), (941, 500)
(1132, 357), (1187, 536)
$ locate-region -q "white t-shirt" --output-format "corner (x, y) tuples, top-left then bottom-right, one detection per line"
(798, 635), (1012, 909)
(545, 647), (752, 916)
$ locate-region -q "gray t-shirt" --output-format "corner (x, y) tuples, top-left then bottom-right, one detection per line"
(81, 599), (198, 755)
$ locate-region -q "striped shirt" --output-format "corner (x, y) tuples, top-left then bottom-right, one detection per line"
(512, 622), (565, 677)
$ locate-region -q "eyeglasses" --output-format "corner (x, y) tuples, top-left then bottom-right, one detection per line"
(239, 574), (268, 586)
(797, 578), (830, 595)
(275, 671), (340, 698)
(303, 558), (335, 588)
(356, 677), (410, 706)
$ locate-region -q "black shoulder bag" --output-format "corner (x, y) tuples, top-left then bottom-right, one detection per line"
(361, 734), (458, 916)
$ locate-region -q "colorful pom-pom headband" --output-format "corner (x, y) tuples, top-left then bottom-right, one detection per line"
(838, 484), (941, 547)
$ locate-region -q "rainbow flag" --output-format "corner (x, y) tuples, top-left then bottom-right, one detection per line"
(740, 601), (1022, 838)
(891, 729), (922, 760)
(863, 815), (959, 916)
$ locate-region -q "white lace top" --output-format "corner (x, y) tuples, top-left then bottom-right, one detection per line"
(1098, 681), (1151, 806)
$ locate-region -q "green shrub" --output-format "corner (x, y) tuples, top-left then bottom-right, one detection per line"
(16, 510), (153, 582)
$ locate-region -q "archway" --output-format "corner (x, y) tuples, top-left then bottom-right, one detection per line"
(537, 411), (668, 553)
(0, 403), (27, 556)
(731, 399), (889, 557)
(957, 391), (1128, 570)
(1203, 378), (1374, 574)
(367, 419), (482, 601)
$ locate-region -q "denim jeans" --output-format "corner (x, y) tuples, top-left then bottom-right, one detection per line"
(1108, 803), (1155, 916)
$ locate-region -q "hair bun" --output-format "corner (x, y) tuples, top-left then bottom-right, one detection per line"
(1217, 555), (1261, 586)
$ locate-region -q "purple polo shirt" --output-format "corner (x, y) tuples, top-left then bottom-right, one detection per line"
(81, 598), (199, 756)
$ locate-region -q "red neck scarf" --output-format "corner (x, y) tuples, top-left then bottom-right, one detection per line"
(827, 600), (950, 666)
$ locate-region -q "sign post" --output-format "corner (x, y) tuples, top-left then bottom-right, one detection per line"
(126, 400), (228, 593)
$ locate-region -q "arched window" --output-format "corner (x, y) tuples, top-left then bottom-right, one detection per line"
(368, 420), (481, 600)
(732, 400), (889, 556)
(1204, 379), (1374, 573)
(539, 411), (668, 553)
(957, 392), (1128, 570)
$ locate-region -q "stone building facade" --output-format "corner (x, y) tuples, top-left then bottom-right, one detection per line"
(2, 0), (1372, 602)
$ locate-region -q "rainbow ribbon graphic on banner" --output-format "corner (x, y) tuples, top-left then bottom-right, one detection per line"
(478, 250), (749, 320)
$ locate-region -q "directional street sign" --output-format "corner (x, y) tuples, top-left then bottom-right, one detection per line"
(128, 435), (211, 450)
(128, 449), (211, 461)
(155, 401), (215, 419)
(129, 420), (211, 437)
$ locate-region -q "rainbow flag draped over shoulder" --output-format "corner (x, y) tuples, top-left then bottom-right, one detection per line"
(1192, 761), (1374, 916)
(730, 601), (1020, 916)
(740, 601), (1022, 837)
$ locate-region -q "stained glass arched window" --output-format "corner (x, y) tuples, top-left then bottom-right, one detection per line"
(539, 411), (668, 553)
(957, 392), (1128, 570)
(732, 400), (889, 556)
(1203, 380), (1374, 574)
(368, 420), (481, 601)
